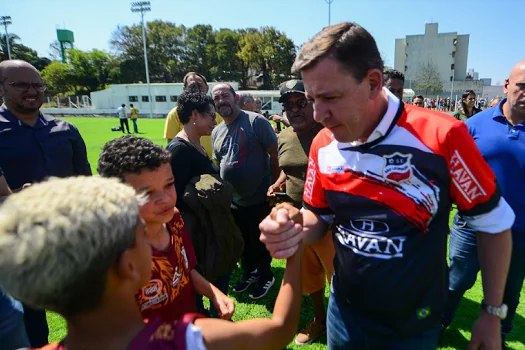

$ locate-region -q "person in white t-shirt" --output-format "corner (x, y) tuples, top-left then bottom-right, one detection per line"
(117, 104), (130, 134)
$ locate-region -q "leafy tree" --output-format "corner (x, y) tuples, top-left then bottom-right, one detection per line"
(110, 20), (186, 83)
(210, 29), (247, 87)
(1, 34), (51, 70)
(413, 61), (443, 96)
(238, 27), (296, 89)
(181, 25), (215, 79)
(41, 61), (75, 95)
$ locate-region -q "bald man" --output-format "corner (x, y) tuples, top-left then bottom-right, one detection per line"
(0, 60), (92, 346)
(442, 60), (525, 349)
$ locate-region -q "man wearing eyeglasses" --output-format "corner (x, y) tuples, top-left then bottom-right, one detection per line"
(0, 59), (91, 347)
(267, 79), (335, 346)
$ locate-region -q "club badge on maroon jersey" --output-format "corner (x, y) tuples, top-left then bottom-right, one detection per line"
(383, 152), (413, 184)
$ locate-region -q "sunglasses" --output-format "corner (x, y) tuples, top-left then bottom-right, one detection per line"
(283, 98), (308, 111)
(3, 81), (46, 92)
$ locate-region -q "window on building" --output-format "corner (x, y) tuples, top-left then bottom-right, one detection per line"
(156, 96), (167, 102)
(450, 76), (453, 81)
(405, 65), (408, 72)
(451, 64), (455, 70)
(453, 39), (457, 45)
(170, 95), (178, 102)
(128, 96), (138, 102)
(142, 96), (149, 102)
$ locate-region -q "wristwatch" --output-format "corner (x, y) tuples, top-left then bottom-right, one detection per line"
(481, 300), (508, 320)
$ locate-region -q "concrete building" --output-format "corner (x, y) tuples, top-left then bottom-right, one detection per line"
(395, 23), (469, 91)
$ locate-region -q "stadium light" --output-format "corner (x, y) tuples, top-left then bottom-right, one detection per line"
(0, 16), (12, 59)
(131, 2), (153, 119)
(324, 0), (334, 25)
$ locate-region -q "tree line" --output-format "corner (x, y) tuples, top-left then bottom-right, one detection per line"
(0, 21), (298, 96)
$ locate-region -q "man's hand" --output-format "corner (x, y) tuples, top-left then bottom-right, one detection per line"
(211, 292), (235, 320)
(267, 183), (285, 206)
(468, 312), (502, 350)
(259, 203), (303, 259)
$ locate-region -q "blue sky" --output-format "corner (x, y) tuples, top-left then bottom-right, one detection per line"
(3, 0), (524, 84)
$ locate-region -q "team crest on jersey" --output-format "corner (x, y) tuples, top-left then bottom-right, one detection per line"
(383, 152), (413, 184)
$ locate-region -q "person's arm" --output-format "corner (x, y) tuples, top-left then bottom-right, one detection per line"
(195, 220), (303, 350)
(71, 127), (92, 176)
(267, 170), (286, 197)
(267, 143), (280, 184)
(164, 109), (182, 144)
(190, 269), (235, 320)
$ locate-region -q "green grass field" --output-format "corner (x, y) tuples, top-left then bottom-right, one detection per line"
(46, 117), (524, 349)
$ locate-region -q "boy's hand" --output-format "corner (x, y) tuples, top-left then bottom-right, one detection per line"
(259, 203), (303, 259)
(212, 293), (235, 320)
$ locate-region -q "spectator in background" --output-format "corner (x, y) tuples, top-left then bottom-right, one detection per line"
(212, 83), (279, 300)
(164, 72), (223, 158)
(167, 92), (239, 318)
(254, 97), (262, 113)
(489, 97), (503, 108)
(267, 80), (335, 346)
(442, 60), (525, 349)
(117, 104), (130, 133)
(453, 90), (481, 121)
(129, 103), (139, 133)
(0, 59), (92, 347)
(238, 93), (256, 112)
(383, 69), (405, 101)
(412, 95), (425, 107)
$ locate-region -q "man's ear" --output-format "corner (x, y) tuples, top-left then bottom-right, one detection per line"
(366, 68), (383, 99)
(504, 78), (510, 94)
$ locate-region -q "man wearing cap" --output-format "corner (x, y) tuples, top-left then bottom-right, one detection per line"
(268, 79), (335, 346)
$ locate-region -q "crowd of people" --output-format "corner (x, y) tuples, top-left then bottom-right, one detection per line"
(0, 20), (523, 350)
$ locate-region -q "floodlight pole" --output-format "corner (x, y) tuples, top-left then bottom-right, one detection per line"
(0, 16), (12, 59)
(324, 0), (334, 25)
(131, 2), (153, 118)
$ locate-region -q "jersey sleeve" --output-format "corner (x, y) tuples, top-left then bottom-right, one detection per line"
(179, 218), (198, 270)
(302, 134), (332, 217)
(446, 122), (515, 233)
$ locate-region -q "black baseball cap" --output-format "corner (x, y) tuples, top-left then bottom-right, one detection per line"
(279, 79), (305, 102)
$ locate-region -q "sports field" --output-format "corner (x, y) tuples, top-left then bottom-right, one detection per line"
(46, 117), (524, 349)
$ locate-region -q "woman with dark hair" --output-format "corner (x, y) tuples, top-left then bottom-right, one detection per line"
(168, 92), (218, 200)
(453, 90), (481, 121)
(167, 92), (236, 319)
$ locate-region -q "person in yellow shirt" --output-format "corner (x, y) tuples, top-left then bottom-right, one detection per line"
(164, 72), (222, 157)
(130, 104), (139, 133)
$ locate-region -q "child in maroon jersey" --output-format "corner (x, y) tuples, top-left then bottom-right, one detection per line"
(97, 136), (234, 322)
(0, 176), (303, 350)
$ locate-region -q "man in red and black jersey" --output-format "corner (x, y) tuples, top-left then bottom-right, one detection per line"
(260, 22), (514, 350)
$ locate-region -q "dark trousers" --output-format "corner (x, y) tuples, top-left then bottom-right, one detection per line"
(119, 118), (130, 133)
(22, 304), (48, 347)
(231, 202), (273, 279)
(443, 215), (525, 335)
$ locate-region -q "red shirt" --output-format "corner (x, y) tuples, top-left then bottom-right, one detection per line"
(32, 314), (204, 350)
(136, 212), (197, 322)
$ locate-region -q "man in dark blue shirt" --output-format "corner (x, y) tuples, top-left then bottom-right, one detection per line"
(442, 60), (525, 348)
(0, 59), (91, 346)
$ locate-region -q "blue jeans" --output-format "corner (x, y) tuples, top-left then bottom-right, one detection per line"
(131, 119), (138, 133)
(327, 289), (440, 350)
(443, 215), (525, 335)
(195, 269), (232, 318)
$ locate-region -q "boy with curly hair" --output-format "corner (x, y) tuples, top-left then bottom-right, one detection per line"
(98, 136), (234, 322)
